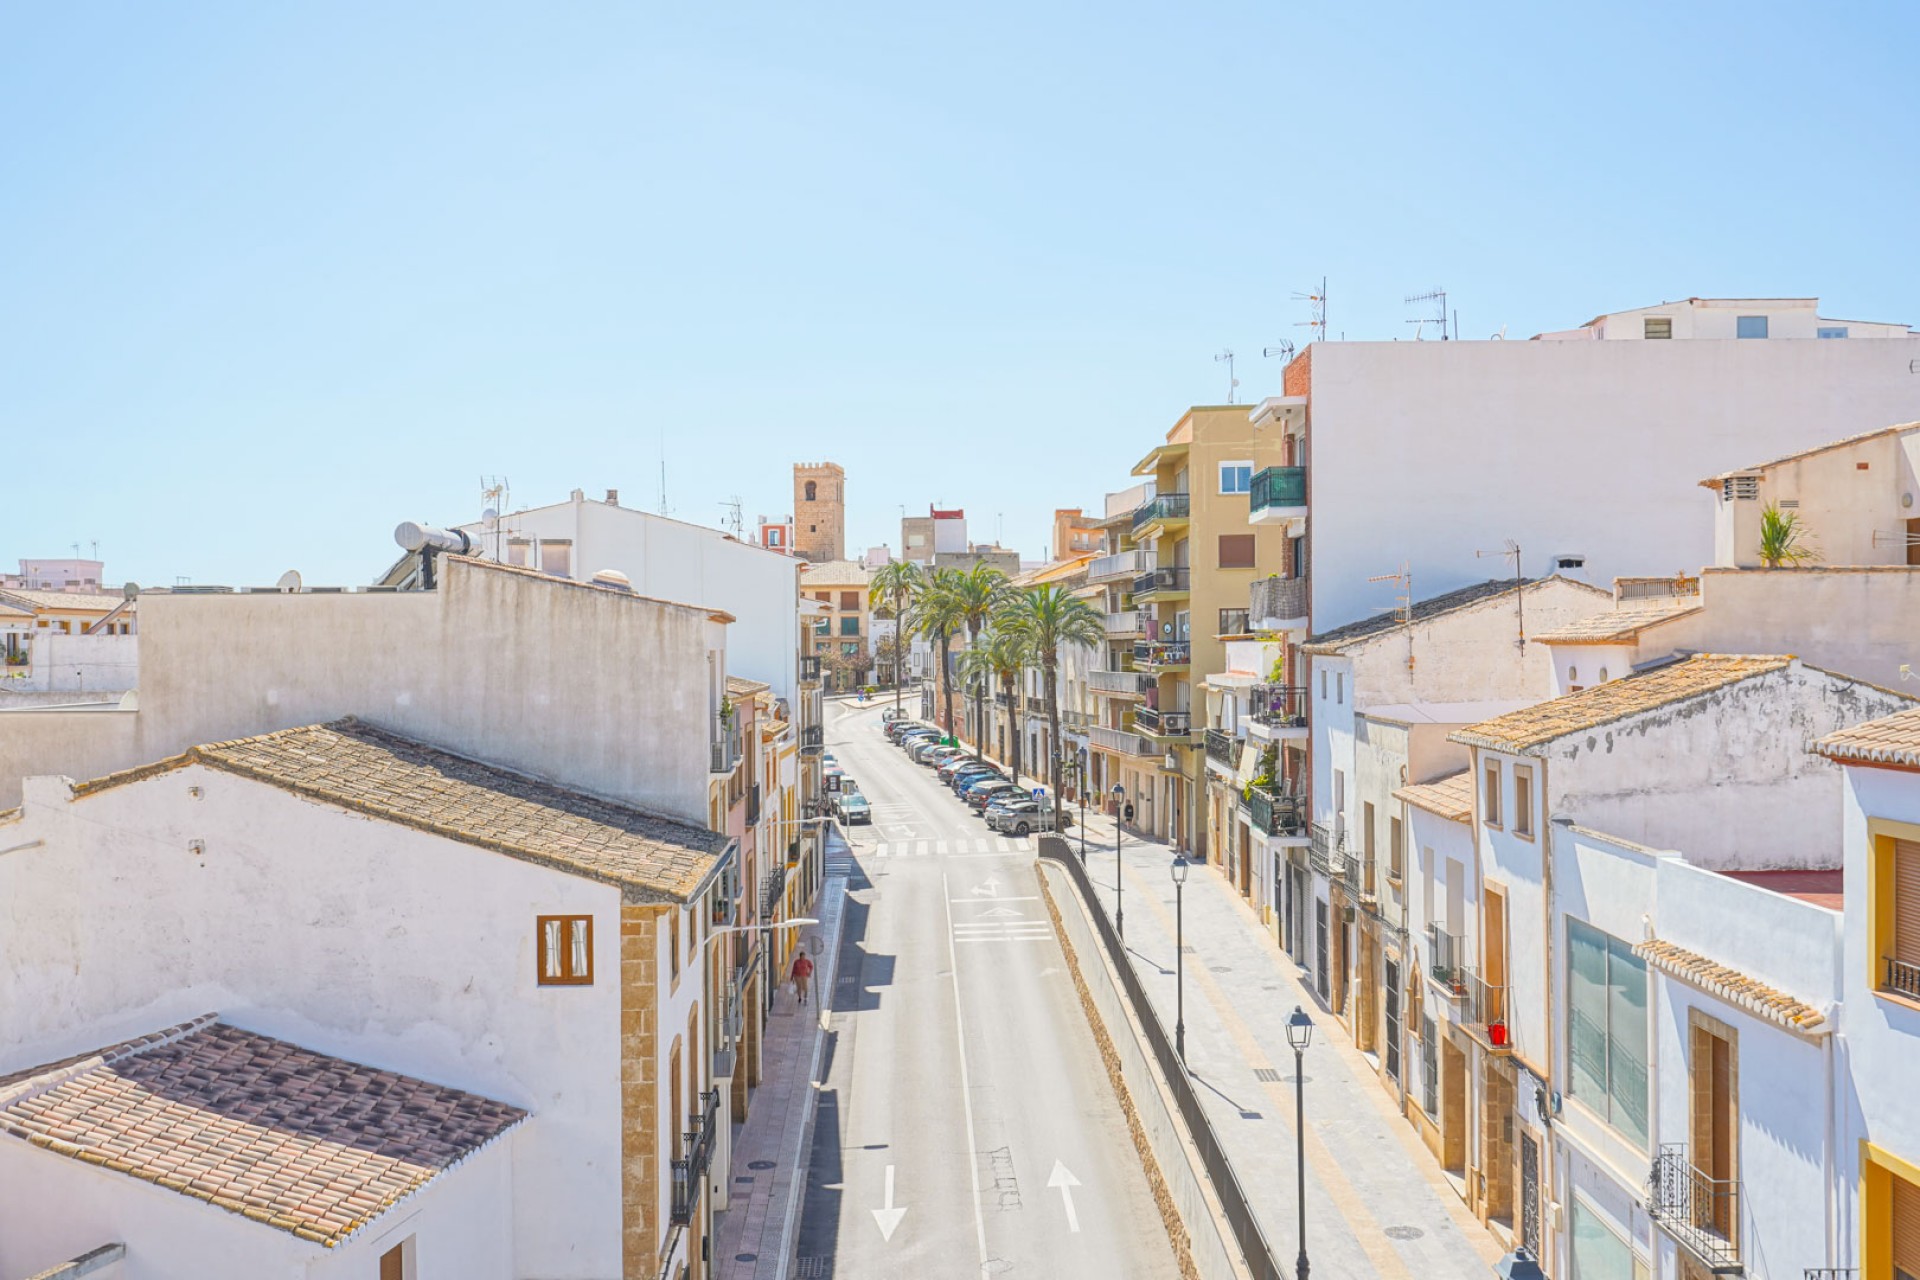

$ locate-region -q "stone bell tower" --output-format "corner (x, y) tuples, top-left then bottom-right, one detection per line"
(792, 462), (846, 563)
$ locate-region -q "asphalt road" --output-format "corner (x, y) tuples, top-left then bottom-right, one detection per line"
(794, 697), (1178, 1280)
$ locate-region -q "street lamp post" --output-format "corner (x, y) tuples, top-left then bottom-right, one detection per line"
(1170, 856), (1189, 1065)
(1077, 748), (1089, 863)
(1287, 1006), (1315, 1280)
(1110, 783), (1127, 939)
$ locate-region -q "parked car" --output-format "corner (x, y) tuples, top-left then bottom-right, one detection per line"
(989, 799), (1072, 837)
(949, 765), (1001, 792)
(915, 743), (962, 766)
(965, 779), (1019, 810)
(896, 727), (939, 748)
(834, 791), (872, 824)
(937, 755), (985, 781)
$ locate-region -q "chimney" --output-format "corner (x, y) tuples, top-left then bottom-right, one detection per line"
(606, 489), (619, 506)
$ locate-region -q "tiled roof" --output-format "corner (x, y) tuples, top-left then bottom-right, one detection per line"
(447, 556), (735, 624)
(0, 599), (30, 618)
(75, 720), (729, 903)
(1815, 705), (1920, 771)
(0, 1017), (524, 1246)
(1303, 577), (1607, 655)
(1393, 771), (1473, 824)
(796, 559), (874, 587)
(726, 675), (770, 698)
(1450, 655), (1794, 754)
(1719, 869), (1844, 911)
(1634, 940), (1828, 1034)
(1533, 600), (1703, 644)
(0, 590), (126, 613)
(1698, 420), (1919, 487)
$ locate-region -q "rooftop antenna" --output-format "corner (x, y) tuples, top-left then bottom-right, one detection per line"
(720, 496), (744, 538)
(1476, 539), (1526, 647)
(1406, 288), (1449, 341)
(71, 542), (81, 558)
(1214, 349), (1239, 403)
(1294, 278), (1328, 343)
(1367, 563), (1414, 671)
(481, 476), (509, 559)
(89, 540), (99, 560)
(657, 433), (671, 518)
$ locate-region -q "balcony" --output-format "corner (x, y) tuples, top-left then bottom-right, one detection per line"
(1428, 925), (1468, 991)
(1205, 727), (1237, 768)
(711, 719), (742, 774)
(1244, 788), (1308, 839)
(1884, 955), (1920, 1001)
(1104, 609), (1147, 638)
(1086, 549), (1146, 583)
(1089, 724), (1157, 757)
(1649, 1145), (1741, 1274)
(1250, 575), (1309, 631)
(1132, 566), (1192, 600)
(670, 1088), (722, 1226)
(1090, 668), (1152, 698)
(1308, 823), (1344, 877)
(800, 725), (824, 756)
(1459, 971), (1509, 1048)
(1133, 639), (1191, 671)
(994, 690), (1015, 709)
(1248, 684), (1309, 738)
(762, 863), (790, 917)
(1134, 707), (1191, 740)
(1131, 492), (1191, 535)
(800, 654), (821, 683)
(1248, 466), (1307, 524)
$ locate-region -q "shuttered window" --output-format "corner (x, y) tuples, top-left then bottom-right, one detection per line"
(1891, 839), (1920, 1001)
(1895, 1169), (1920, 1280)
(1218, 535), (1257, 568)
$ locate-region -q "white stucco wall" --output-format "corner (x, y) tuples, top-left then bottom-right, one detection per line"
(0, 632), (139, 695)
(1709, 427), (1920, 569)
(0, 558), (726, 823)
(1306, 338), (1920, 633)
(0, 766), (629, 1279)
(456, 495), (800, 704)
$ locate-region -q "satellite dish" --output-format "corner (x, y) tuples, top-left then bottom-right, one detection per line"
(122, 582), (140, 600)
(482, 507), (499, 529)
(276, 570), (303, 593)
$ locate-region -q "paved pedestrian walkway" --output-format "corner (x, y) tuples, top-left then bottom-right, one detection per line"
(712, 829), (850, 1280)
(1066, 809), (1506, 1278)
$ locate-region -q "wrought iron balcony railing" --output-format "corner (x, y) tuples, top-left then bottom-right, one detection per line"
(1244, 787), (1308, 838)
(711, 718), (742, 774)
(1308, 823), (1343, 876)
(1134, 707), (1190, 737)
(761, 862), (789, 917)
(1205, 727), (1237, 767)
(1133, 639), (1191, 667)
(1249, 465), (1307, 516)
(670, 1088), (722, 1225)
(1130, 492), (1191, 530)
(800, 654), (821, 682)
(1884, 955), (1920, 1000)
(1428, 925), (1467, 990)
(1250, 575), (1310, 626)
(1649, 1145), (1740, 1273)
(1132, 566), (1192, 597)
(1250, 684), (1309, 728)
(800, 725), (823, 755)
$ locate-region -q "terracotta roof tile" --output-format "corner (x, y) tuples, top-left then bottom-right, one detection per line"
(0, 1018), (525, 1246)
(1815, 705), (1920, 771)
(0, 590), (127, 613)
(725, 675), (770, 698)
(1393, 771), (1474, 823)
(1533, 600), (1703, 644)
(795, 560), (874, 587)
(1634, 940), (1828, 1034)
(1450, 655), (1794, 754)
(1303, 576), (1608, 656)
(74, 720), (729, 903)
(1698, 420), (1919, 487)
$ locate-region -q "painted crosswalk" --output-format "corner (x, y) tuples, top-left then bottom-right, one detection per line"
(861, 837), (1033, 859)
(950, 918), (1054, 943)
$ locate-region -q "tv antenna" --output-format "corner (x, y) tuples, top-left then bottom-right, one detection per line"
(1294, 278), (1327, 342)
(1262, 340), (1295, 363)
(1367, 563), (1415, 671)
(657, 433), (671, 518)
(1476, 539), (1526, 646)
(480, 476), (510, 558)
(1214, 349), (1239, 403)
(719, 496), (744, 538)
(1406, 288), (1450, 341)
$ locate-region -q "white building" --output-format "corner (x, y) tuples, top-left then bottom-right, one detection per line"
(3, 557), (108, 593)
(0, 719), (735, 1280)
(1535, 296), (1913, 343)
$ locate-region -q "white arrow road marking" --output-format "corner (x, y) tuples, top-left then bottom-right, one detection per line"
(1048, 1160), (1082, 1233)
(981, 906), (1022, 918)
(970, 877), (1001, 898)
(871, 1164), (907, 1242)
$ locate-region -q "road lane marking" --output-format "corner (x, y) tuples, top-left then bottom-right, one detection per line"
(871, 1164), (907, 1242)
(940, 871), (993, 1274)
(1048, 1161), (1082, 1233)
(948, 897), (1038, 905)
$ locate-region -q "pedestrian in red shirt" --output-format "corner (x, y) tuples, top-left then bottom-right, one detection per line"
(791, 950), (814, 1007)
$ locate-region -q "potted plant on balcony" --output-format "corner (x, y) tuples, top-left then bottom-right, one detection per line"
(1487, 1019), (1508, 1047)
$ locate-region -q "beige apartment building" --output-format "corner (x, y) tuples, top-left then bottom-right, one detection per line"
(797, 559), (874, 691)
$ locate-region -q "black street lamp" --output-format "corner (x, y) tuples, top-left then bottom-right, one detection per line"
(1170, 856), (1189, 1065)
(1110, 783), (1127, 939)
(1287, 1005), (1314, 1280)
(1077, 748), (1089, 863)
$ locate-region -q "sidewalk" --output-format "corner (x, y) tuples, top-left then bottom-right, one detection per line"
(711, 828), (850, 1280)
(1066, 808), (1504, 1278)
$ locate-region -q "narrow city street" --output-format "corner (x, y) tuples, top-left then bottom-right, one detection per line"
(794, 696), (1178, 1280)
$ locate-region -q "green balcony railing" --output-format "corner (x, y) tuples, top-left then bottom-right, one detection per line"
(1130, 492), (1191, 530)
(1250, 466), (1307, 516)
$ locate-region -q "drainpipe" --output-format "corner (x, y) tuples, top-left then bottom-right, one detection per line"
(1824, 1024), (1838, 1269)
(1546, 791), (1568, 1268)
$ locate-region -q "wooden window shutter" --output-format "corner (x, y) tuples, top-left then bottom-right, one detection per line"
(1894, 839), (1920, 965)
(1218, 535), (1256, 569)
(1894, 1169), (1920, 1275)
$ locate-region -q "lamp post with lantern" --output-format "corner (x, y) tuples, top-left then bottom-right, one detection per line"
(1170, 856), (1189, 1065)
(1287, 1006), (1315, 1280)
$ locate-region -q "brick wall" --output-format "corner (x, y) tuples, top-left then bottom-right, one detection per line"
(1282, 346), (1312, 399)
(622, 904), (663, 1277)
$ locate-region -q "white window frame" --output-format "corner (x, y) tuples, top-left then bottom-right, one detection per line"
(1219, 460), (1254, 495)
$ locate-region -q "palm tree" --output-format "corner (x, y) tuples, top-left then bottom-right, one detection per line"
(957, 627), (1032, 783)
(913, 568), (966, 743)
(944, 563), (1010, 759)
(868, 560), (924, 719)
(1758, 502), (1818, 568)
(1002, 584), (1105, 809)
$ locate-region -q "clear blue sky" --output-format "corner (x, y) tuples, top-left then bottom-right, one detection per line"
(5, 3), (1918, 587)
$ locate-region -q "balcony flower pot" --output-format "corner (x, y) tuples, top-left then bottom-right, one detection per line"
(1488, 1021), (1508, 1047)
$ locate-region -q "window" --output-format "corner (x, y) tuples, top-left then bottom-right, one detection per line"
(1569, 1200), (1639, 1280)
(1643, 317), (1672, 340)
(506, 540), (531, 567)
(1598, 667), (1609, 682)
(1335, 672), (1344, 704)
(1218, 535), (1256, 568)
(1219, 461), (1253, 494)
(540, 541), (572, 577)
(1384, 959), (1402, 1081)
(1483, 763), (1502, 828)
(537, 915), (593, 985)
(1320, 671), (1327, 699)
(1514, 767), (1534, 838)
(1817, 326), (1849, 339)
(1218, 608), (1249, 635)
(1567, 918), (1650, 1147)
(840, 592), (860, 610)
(1389, 815), (1404, 882)
(1721, 475), (1760, 502)
(841, 642), (859, 656)
(1421, 1015), (1439, 1115)
(379, 1238), (415, 1280)
(1874, 826), (1920, 1002)
(767, 528), (784, 546)
(669, 910), (681, 981)
(1736, 315), (1769, 339)
(840, 617), (860, 636)
(1553, 554), (1585, 571)
(805, 480), (818, 501)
